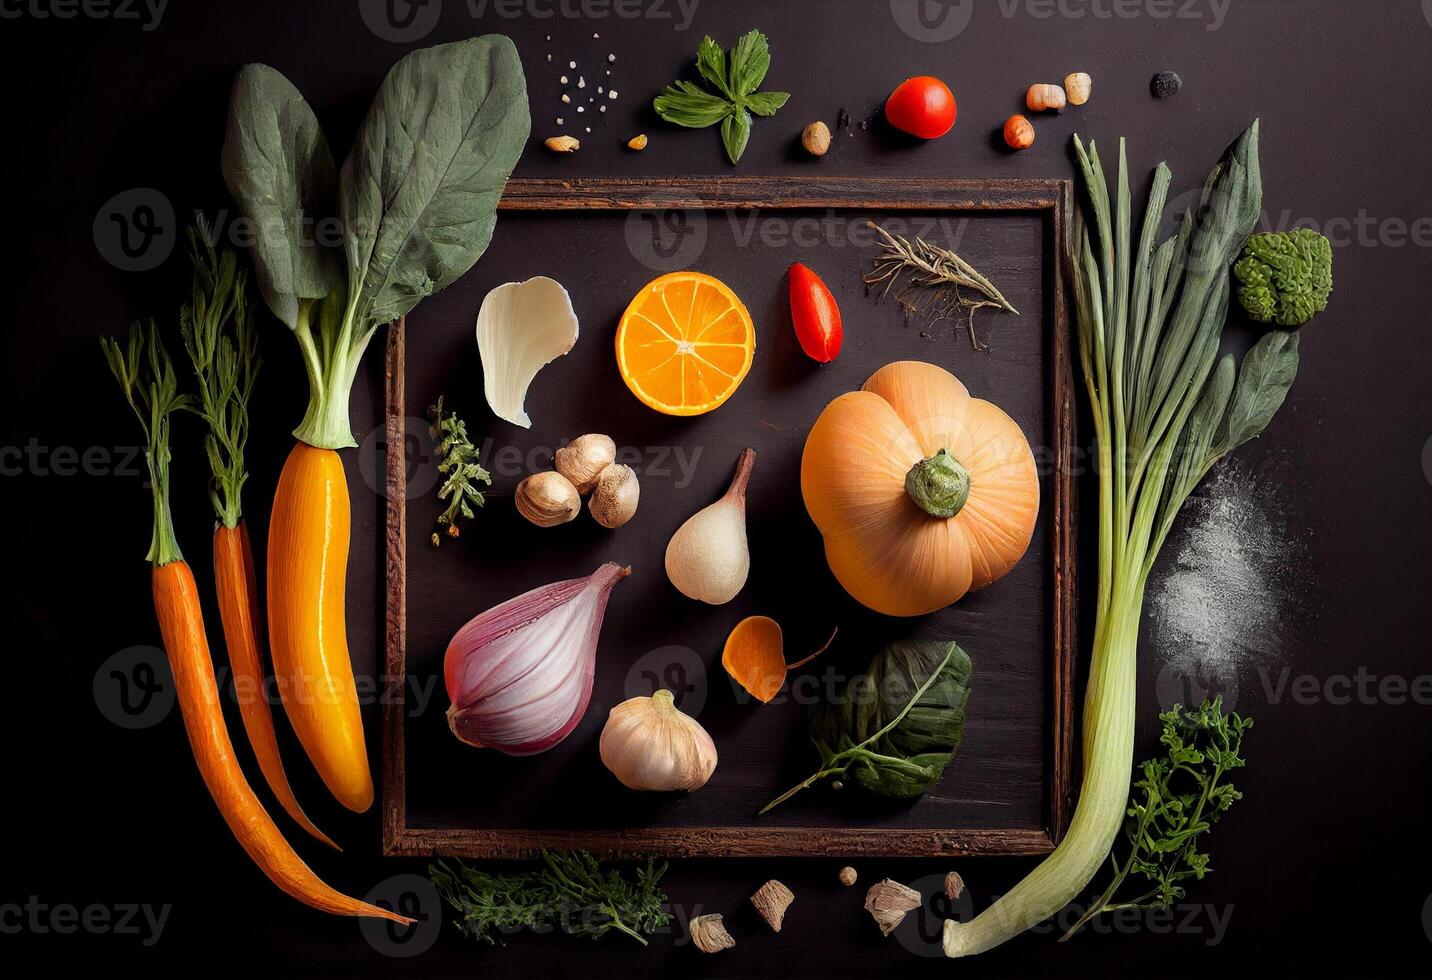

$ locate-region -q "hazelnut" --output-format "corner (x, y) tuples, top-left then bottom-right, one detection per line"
(801, 121), (831, 157)
(1064, 72), (1092, 106)
(514, 471), (580, 527)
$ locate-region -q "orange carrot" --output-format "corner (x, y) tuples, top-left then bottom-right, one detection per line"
(267, 442), (372, 813)
(154, 561), (406, 923)
(104, 320), (403, 923)
(181, 230), (337, 843)
(214, 522), (337, 849)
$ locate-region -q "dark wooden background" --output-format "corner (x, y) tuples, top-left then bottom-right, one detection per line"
(388, 188), (1067, 856)
(4, 1), (1430, 977)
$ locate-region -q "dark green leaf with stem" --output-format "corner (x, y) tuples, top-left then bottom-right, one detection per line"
(223, 36), (530, 450)
(653, 30), (789, 164)
(760, 641), (972, 813)
(180, 223), (260, 529)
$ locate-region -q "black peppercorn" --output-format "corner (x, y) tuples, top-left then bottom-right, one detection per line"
(1151, 70), (1183, 99)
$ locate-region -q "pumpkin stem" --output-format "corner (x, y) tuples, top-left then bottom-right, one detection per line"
(905, 449), (970, 518)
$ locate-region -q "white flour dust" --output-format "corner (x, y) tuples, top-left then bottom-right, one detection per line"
(1148, 462), (1299, 673)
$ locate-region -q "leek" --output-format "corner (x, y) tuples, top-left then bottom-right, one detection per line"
(944, 120), (1303, 957)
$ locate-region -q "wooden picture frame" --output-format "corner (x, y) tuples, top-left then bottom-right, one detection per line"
(382, 177), (1076, 858)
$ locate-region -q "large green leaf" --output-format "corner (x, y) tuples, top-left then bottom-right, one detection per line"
(809, 640), (973, 800)
(221, 64), (340, 329)
(340, 35), (531, 329)
(1212, 329), (1301, 456)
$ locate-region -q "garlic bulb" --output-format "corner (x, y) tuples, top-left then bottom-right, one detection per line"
(599, 689), (717, 791)
(445, 563), (630, 755)
(664, 448), (755, 604)
(555, 433), (616, 493)
(476, 277), (579, 429)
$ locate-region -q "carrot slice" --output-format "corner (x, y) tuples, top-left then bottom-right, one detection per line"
(722, 617), (836, 704)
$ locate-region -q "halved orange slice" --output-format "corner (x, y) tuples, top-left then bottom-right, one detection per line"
(615, 271), (755, 416)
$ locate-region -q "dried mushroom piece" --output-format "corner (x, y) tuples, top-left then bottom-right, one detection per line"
(864, 879), (921, 937)
(944, 871), (965, 900)
(750, 879), (795, 932)
(690, 913), (735, 953)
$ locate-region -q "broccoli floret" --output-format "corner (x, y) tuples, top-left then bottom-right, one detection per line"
(1233, 229), (1332, 327)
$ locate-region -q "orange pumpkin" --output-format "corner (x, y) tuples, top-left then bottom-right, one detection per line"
(800, 361), (1039, 617)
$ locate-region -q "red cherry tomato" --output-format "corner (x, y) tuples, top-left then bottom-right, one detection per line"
(788, 262), (842, 363)
(884, 76), (957, 139)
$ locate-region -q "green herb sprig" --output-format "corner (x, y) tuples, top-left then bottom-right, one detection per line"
(1061, 696), (1251, 940)
(427, 397), (491, 546)
(430, 852), (671, 946)
(180, 223), (259, 529)
(653, 30), (790, 164)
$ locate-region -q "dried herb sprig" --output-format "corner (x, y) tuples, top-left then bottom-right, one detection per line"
(1060, 696), (1251, 941)
(863, 220), (1019, 351)
(427, 397), (491, 546)
(430, 852), (671, 946)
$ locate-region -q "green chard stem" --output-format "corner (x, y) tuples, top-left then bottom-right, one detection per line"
(289, 294), (378, 450)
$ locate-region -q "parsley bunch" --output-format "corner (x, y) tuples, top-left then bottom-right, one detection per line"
(653, 30), (790, 164)
(1062, 696), (1252, 940)
(430, 852), (671, 946)
(427, 397), (490, 546)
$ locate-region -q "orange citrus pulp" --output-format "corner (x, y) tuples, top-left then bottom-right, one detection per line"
(615, 271), (755, 416)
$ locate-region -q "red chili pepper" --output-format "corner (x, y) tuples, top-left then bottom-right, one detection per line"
(788, 262), (842, 363)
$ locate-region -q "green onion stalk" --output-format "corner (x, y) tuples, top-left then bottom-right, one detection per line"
(944, 120), (1302, 957)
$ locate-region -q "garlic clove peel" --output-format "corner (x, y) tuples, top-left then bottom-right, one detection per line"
(476, 276), (579, 429)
